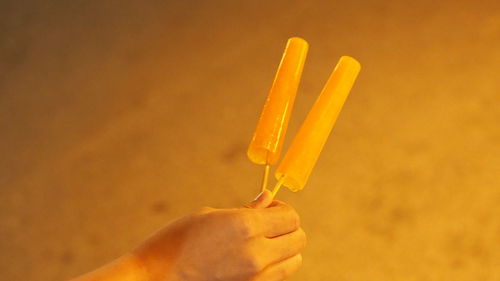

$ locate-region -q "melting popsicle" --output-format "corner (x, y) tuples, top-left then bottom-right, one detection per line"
(273, 56), (361, 194)
(247, 37), (308, 190)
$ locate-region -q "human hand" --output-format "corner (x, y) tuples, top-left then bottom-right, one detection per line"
(133, 190), (306, 281)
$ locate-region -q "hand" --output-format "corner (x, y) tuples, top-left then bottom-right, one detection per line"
(133, 190), (306, 281)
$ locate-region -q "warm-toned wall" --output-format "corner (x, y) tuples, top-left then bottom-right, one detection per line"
(1, 1), (499, 280)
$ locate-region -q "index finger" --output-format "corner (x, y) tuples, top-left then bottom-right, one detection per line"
(257, 200), (300, 238)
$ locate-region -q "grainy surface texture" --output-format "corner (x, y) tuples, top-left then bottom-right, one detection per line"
(1, 1), (500, 280)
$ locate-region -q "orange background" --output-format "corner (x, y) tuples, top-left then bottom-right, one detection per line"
(1, 1), (499, 280)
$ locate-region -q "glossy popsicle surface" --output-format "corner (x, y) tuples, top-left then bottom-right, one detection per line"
(247, 37), (308, 165)
(275, 56), (361, 191)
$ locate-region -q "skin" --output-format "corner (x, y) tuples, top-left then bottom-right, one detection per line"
(70, 190), (306, 281)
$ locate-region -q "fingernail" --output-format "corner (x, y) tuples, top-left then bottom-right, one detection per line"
(253, 191), (264, 201)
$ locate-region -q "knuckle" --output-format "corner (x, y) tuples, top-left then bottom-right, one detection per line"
(281, 203), (300, 229)
(276, 264), (289, 279)
(296, 254), (303, 267)
(277, 255), (302, 279)
(290, 208), (300, 228)
(231, 212), (255, 238)
(298, 228), (307, 248)
(243, 251), (263, 274)
(278, 201), (300, 220)
(193, 208), (219, 229)
(239, 245), (265, 275)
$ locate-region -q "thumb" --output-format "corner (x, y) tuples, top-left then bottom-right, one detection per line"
(245, 189), (273, 209)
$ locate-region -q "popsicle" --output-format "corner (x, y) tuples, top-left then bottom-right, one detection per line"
(273, 56), (361, 195)
(247, 37), (309, 190)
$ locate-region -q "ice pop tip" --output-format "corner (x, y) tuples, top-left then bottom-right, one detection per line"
(288, 37), (309, 46)
(339, 56), (361, 70)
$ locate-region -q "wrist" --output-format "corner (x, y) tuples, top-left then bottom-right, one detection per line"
(68, 253), (150, 281)
(129, 249), (177, 281)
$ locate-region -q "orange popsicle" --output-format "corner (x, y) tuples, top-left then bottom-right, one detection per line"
(247, 37), (309, 167)
(274, 56), (361, 192)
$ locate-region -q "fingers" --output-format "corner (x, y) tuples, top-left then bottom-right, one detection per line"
(257, 201), (300, 237)
(245, 190), (273, 209)
(260, 228), (306, 265)
(254, 254), (303, 281)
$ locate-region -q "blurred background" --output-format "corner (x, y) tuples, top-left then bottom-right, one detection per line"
(1, 0), (499, 280)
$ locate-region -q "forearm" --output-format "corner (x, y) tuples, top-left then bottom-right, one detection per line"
(69, 253), (149, 281)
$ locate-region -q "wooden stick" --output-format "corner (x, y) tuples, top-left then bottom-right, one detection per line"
(271, 176), (285, 198)
(261, 164), (270, 192)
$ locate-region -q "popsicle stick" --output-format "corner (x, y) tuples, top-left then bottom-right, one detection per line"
(261, 164), (270, 192)
(271, 176), (285, 198)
